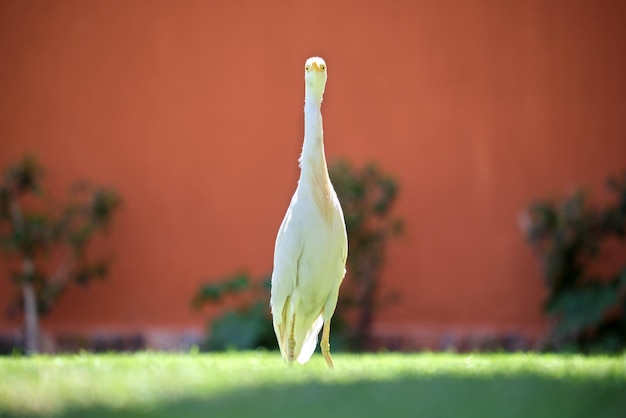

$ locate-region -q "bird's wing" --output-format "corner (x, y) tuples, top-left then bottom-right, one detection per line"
(270, 200), (303, 359)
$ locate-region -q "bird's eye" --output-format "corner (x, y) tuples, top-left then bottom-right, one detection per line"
(305, 66), (310, 71)
(321, 65), (326, 70)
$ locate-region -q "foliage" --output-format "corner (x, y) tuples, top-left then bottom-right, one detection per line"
(1, 352), (625, 417)
(192, 272), (276, 351)
(0, 155), (121, 352)
(521, 172), (626, 353)
(193, 160), (402, 352)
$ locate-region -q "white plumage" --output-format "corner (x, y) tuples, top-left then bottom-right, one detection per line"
(270, 57), (348, 368)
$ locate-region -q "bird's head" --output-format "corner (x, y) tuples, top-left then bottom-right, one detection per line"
(304, 56), (327, 99)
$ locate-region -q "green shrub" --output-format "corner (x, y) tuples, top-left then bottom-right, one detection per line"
(192, 272), (276, 351)
(521, 172), (626, 353)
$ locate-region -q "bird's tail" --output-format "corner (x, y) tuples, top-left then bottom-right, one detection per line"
(273, 296), (290, 361)
(296, 314), (323, 364)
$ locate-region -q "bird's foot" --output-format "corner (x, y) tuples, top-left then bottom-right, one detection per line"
(321, 344), (334, 369)
(321, 320), (334, 369)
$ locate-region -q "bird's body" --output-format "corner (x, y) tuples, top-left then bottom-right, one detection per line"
(270, 57), (347, 368)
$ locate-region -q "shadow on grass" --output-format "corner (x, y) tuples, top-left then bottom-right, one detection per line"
(9, 375), (626, 418)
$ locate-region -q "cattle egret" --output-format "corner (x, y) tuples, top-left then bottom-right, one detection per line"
(270, 57), (348, 368)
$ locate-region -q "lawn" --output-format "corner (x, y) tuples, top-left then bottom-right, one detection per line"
(0, 351), (625, 418)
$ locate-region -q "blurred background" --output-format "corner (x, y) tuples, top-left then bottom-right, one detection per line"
(1, 0), (625, 354)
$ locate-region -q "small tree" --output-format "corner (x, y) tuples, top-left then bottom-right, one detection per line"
(329, 160), (403, 350)
(0, 155), (121, 353)
(520, 172), (626, 353)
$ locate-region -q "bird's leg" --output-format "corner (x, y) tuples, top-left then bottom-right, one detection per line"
(288, 313), (296, 365)
(321, 320), (334, 369)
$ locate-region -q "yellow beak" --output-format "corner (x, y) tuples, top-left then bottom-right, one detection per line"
(310, 62), (320, 72)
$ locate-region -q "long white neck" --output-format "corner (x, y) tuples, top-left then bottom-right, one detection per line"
(299, 89), (327, 177)
(298, 84), (334, 223)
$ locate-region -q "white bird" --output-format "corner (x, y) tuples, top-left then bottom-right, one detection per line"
(270, 57), (348, 368)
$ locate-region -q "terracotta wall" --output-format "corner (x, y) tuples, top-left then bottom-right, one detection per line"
(1, 0), (625, 344)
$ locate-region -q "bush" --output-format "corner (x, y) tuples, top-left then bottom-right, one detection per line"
(192, 272), (276, 351)
(521, 172), (626, 353)
(193, 160), (403, 352)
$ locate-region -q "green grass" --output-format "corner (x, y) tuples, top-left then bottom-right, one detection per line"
(1, 351), (625, 418)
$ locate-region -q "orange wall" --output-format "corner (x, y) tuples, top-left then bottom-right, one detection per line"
(1, 0), (625, 338)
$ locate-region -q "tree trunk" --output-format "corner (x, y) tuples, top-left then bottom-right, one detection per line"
(21, 262), (39, 354)
(10, 195), (40, 353)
